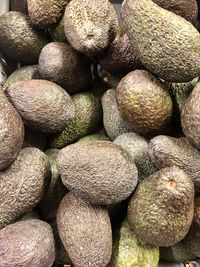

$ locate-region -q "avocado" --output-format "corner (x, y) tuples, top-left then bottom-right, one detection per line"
(6, 80), (75, 133)
(78, 133), (110, 142)
(64, 0), (118, 56)
(39, 42), (92, 94)
(114, 133), (156, 182)
(116, 70), (173, 136)
(181, 81), (200, 149)
(50, 92), (102, 148)
(149, 135), (200, 193)
(57, 141), (138, 205)
(0, 89), (24, 170)
(121, 0), (200, 82)
(0, 11), (48, 64)
(10, 0), (28, 14)
(3, 65), (40, 91)
(0, 147), (50, 229)
(128, 166), (194, 247)
(109, 219), (159, 267)
(99, 27), (142, 74)
(153, 0), (198, 24)
(39, 149), (67, 221)
(0, 219), (55, 267)
(57, 192), (112, 267)
(102, 89), (132, 140)
(49, 15), (67, 42)
(23, 126), (47, 151)
(28, 0), (70, 28)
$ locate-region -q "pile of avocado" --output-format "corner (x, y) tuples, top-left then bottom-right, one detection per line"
(1, 0), (200, 266)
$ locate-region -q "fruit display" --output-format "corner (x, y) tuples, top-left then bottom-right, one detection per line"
(1, 0), (200, 266)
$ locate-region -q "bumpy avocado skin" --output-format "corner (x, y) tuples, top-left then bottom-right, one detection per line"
(0, 11), (48, 64)
(10, 0), (28, 14)
(128, 166), (194, 247)
(114, 132), (156, 182)
(0, 219), (55, 267)
(149, 135), (200, 193)
(181, 82), (200, 149)
(102, 89), (132, 140)
(49, 15), (67, 42)
(121, 0), (200, 82)
(116, 70), (173, 136)
(64, 0), (118, 56)
(50, 92), (102, 148)
(3, 65), (40, 91)
(0, 89), (24, 170)
(0, 147), (50, 229)
(57, 192), (112, 267)
(153, 0), (198, 24)
(28, 0), (70, 28)
(39, 42), (92, 94)
(109, 220), (159, 267)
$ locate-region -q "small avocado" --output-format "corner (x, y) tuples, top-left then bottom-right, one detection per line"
(121, 0), (200, 82)
(149, 135), (200, 193)
(6, 80), (75, 133)
(114, 132), (156, 182)
(3, 65), (40, 91)
(78, 133), (110, 142)
(28, 0), (70, 28)
(0, 147), (50, 229)
(0, 11), (48, 64)
(128, 166), (194, 247)
(57, 192), (112, 267)
(153, 0), (198, 24)
(10, 0), (28, 14)
(39, 42), (92, 94)
(50, 92), (102, 148)
(57, 141), (138, 205)
(109, 219), (159, 267)
(181, 81), (200, 149)
(23, 126), (47, 151)
(64, 0), (118, 56)
(0, 219), (55, 267)
(49, 15), (67, 42)
(116, 70), (173, 136)
(0, 89), (24, 170)
(99, 27), (142, 74)
(102, 89), (132, 140)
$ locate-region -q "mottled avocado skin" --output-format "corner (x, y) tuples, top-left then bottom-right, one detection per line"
(0, 11), (48, 64)
(50, 92), (102, 148)
(0, 219), (55, 267)
(109, 219), (159, 267)
(121, 0), (200, 82)
(128, 166), (194, 247)
(57, 192), (112, 267)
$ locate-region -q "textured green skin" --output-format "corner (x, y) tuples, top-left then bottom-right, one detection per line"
(50, 92), (102, 148)
(39, 42), (92, 94)
(57, 193), (112, 267)
(78, 134), (110, 142)
(0, 148), (50, 229)
(39, 149), (67, 221)
(49, 16), (67, 42)
(121, 0), (200, 82)
(3, 65), (40, 91)
(102, 89), (132, 140)
(128, 166), (194, 247)
(114, 132), (156, 182)
(0, 219), (55, 267)
(0, 12), (48, 64)
(181, 82), (200, 149)
(110, 220), (159, 267)
(116, 70), (173, 136)
(149, 135), (200, 192)
(28, 0), (70, 28)
(64, 0), (118, 56)
(10, 0), (28, 14)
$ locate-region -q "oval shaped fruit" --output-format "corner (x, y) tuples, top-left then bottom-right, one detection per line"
(0, 89), (24, 170)
(0, 147), (50, 229)
(0, 11), (48, 64)
(57, 193), (112, 267)
(128, 166), (194, 247)
(57, 141), (138, 205)
(6, 80), (75, 133)
(116, 70), (173, 136)
(0, 219), (55, 267)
